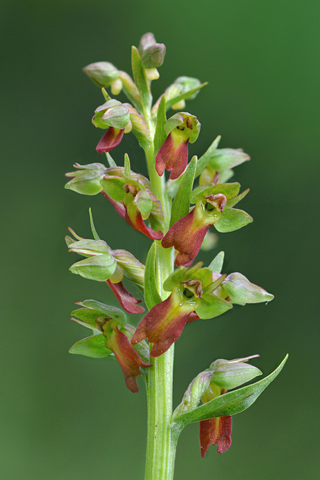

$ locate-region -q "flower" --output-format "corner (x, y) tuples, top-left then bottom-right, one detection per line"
(66, 230), (145, 314)
(162, 182), (252, 266)
(92, 100), (131, 154)
(100, 166), (164, 240)
(199, 356), (261, 456)
(131, 263), (231, 356)
(155, 112), (200, 180)
(131, 258), (274, 356)
(69, 299), (152, 392)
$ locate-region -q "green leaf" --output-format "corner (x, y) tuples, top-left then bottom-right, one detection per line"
(208, 251), (225, 273)
(166, 82), (208, 111)
(89, 208), (100, 241)
(214, 208), (253, 233)
(124, 153), (131, 177)
(170, 156), (197, 228)
(144, 242), (162, 309)
(154, 95), (167, 155)
(69, 334), (113, 359)
(69, 254), (117, 282)
(172, 355), (288, 431)
(195, 135), (221, 177)
(131, 46), (150, 110)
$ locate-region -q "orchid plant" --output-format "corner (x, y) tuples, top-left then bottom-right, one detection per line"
(65, 33), (287, 480)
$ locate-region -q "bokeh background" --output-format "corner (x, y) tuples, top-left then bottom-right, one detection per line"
(1, 1), (319, 479)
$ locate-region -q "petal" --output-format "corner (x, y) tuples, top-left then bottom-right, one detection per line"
(199, 416), (232, 457)
(96, 127), (124, 153)
(105, 326), (151, 393)
(107, 280), (145, 314)
(216, 416), (232, 454)
(200, 418), (219, 458)
(131, 293), (195, 357)
(162, 208), (210, 266)
(155, 133), (189, 180)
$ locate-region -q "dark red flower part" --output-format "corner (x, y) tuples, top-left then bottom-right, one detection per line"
(155, 133), (189, 180)
(106, 279), (145, 314)
(102, 191), (163, 240)
(131, 293), (196, 357)
(162, 208), (210, 267)
(200, 415), (232, 457)
(105, 326), (152, 393)
(96, 127), (124, 153)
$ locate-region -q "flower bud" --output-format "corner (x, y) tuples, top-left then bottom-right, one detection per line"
(83, 61), (120, 88)
(138, 32), (166, 69)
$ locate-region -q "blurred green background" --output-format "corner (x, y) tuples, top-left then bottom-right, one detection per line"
(1, 0), (318, 479)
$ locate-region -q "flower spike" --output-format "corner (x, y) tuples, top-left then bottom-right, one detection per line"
(162, 182), (252, 266)
(156, 112), (200, 180)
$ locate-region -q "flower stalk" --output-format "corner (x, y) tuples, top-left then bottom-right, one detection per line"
(65, 32), (287, 480)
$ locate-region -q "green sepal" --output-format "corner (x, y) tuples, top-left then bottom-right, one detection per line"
(170, 156), (197, 228)
(70, 308), (102, 329)
(210, 358), (262, 390)
(208, 251), (225, 274)
(166, 82), (208, 111)
(144, 242), (162, 309)
(214, 208), (253, 233)
(172, 355), (288, 430)
(172, 370), (213, 421)
(191, 182), (240, 205)
(131, 46), (150, 110)
(93, 100), (130, 129)
(195, 135), (221, 177)
(205, 148), (250, 172)
(222, 273), (274, 305)
(68, 239), (109, 256)
(196, 293), (232, 319)
(100, 176), (127, 202)
(65, 163), (106, 196)
(154, 95), (167, 155)
(134, 189), (153, 218)
(81, 299), (127, 324)
(69, 253), (117, 282)
(69, 334), (113, 359)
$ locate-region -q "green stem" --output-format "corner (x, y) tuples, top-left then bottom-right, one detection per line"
(143, 106), (177, 479)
